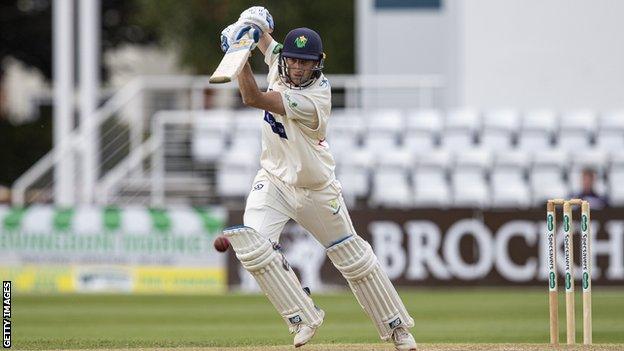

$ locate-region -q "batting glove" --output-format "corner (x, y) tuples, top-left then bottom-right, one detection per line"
(238, 6), (274, 34)
(220, 22), (261, 53)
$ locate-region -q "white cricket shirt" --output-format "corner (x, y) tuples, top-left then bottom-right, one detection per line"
(259, 40), (336, 190)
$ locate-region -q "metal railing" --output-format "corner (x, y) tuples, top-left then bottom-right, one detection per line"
(12, 74), (445, 206)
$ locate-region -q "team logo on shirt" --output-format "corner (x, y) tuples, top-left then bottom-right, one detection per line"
(253, 183), (264, 191)
(295, 35), (308, 48)
(329, 198), (341, 215)
(284, 93), (298, 108)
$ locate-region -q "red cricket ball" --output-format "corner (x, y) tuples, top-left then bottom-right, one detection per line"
(213, 235), (230, 252)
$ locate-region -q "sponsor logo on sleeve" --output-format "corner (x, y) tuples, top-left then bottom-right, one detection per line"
(273, 43), (283, 54)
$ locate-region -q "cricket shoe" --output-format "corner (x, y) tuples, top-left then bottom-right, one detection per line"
(293, 309), (325, 348)
(392, 326), (417, 351)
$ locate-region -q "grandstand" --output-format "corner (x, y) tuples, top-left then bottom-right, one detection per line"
(10, 73), (623, 209)
(8, 1), (624, 212)
(195, 107), (624, 208)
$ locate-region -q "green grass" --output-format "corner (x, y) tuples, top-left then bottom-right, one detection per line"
(11, 288), (624, 349)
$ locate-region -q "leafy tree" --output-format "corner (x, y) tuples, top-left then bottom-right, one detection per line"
(135, 0), (355, 74)
(0, 0), (156, 81)
(0, 0), (156, 186)
(0, 113), (53, 186)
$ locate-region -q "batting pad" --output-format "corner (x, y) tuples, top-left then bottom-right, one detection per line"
(327, 235), (414, 340)
(224, 226), (324, 332)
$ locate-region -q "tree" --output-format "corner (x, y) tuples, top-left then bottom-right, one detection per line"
(0, 0), (156, 186)
(135, 0), (355, 74)
(0, 0), (156, 81)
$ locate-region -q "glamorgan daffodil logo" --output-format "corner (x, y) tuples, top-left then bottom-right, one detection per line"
(329, 198), (341, 215)
(295, 35), (308, 48)
(284, 93), (298, 108)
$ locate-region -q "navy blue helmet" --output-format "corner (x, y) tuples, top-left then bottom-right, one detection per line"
(278, 27), (325, 89)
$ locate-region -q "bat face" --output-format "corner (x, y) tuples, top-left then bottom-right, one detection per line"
(229, 38), (255, 52)
(209, 37), (254, 84)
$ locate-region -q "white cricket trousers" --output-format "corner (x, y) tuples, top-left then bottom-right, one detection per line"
(243, 168), (356, 247)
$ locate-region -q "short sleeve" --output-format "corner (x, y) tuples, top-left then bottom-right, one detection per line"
(281, 90), (319, 129)
(264, 40), (283, 67)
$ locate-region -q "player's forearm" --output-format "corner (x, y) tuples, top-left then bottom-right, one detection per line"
(237, 62), (262, 106)
(237, 62), (285, 115)
(257, 33), (273, 56)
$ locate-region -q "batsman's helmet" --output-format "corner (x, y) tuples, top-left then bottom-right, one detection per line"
(278, 27), (325, 89)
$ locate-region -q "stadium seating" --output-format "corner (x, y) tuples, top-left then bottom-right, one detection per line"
(596, 110), (624, 152)
(440, 108), (479, 151)
(337, 166), (369, 207)
(335, 148), (374, 169)
(412, 168), (451, 207)
(191, 110), (232, 162)
(327, 109), (364, 159)
(480, 109), (520, 150)
(230, 110), (263, 156)
(229, 133), (261, 156)
(452, 149), (491, 207)
(517, 109), (557, 150)
(412, 149), (452, 207)
(366, 109), (404, 133)
(530, 149), (569, 205)
(491, 168), (531, 208)
(336, 147), (374, 206)
(609, 153), (624, 206)
(190, 108), (622, 208)
(363, 109), (404, 154)
(216, 150), (258, 197)
(376, 147), (412, 170)
(369, 169), (412, 208)
(404, 109), (442, 151)
(608, 168), (624, 206)
(556, 110), (596, 150)
(491, 150), (531, 208)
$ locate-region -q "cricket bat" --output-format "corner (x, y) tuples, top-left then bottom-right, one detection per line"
(209, 34), (255, 84)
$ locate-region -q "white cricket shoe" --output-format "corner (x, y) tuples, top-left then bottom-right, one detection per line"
(293, 309), (324, 348)
(392, 327), (417, 351)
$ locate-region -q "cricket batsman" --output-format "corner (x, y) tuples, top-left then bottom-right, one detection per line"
(219, 6), (417, 350)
